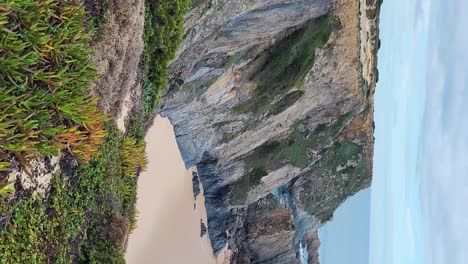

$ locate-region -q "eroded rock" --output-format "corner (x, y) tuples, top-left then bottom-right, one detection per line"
(160, 0), (380, 262)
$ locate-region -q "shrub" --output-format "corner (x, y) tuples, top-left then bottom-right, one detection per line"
(0, 176), (88, 263)
(140, 0), (191, 117)
(85, 241), (125, 264)
(0, 124), (138, 263)
(230, 167), (268, 204)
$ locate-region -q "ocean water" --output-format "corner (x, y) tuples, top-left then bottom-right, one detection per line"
(318, 188), (371, 264)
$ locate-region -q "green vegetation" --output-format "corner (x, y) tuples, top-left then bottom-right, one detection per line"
(0, 0), (188, 261)
(270, 90), (305, 115)
(0, 1), (150, 262)
(121, 136), (148, 177)
(85, 241), (126, 264)
(229, 111), (368, 217)
(247, 113), (352, 170)
(0, 124), (140, 263)
(84, 0), (111, 41)
(140, 0), (191, 118)
(224, 49), (245, 69)
(230, 113), (353, 205)
(129, 208), (139, 234)
(230, 167), (267, 204)
(234, 15), (332, 116)
(300, 140), (368, 222)
(0, 181), (14, 201)
(0, 1), (107, 169)
(127, 0), (191, 140)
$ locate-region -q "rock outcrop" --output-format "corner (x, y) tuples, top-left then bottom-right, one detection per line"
(193, 171), (202, 199)
(160, 0), (380, 263)
(201, 219), (208, 237)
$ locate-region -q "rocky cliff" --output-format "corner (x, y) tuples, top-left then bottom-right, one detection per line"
(160, 0), (380, 263)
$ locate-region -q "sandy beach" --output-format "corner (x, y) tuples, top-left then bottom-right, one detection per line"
(125, 116), (228, 264)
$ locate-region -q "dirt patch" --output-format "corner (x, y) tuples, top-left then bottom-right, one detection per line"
(91, 0), (145, 120)
(116, 83), (141, 133)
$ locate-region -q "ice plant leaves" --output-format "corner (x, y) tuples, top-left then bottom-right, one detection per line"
(121, 137), (148, 177)
(0, 0), (106, 169)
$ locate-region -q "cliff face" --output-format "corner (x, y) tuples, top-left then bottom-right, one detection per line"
(160, 0), (380, 263)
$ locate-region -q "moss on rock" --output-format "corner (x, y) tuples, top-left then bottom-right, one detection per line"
(234, 15), (332, 116)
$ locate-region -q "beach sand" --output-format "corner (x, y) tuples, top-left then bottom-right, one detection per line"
(126, 116), (228, 264)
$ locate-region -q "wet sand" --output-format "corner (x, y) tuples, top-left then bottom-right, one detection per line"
(126, 116), (227, 264)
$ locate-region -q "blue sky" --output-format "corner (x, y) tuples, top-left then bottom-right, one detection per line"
(321, 0), (468, 263)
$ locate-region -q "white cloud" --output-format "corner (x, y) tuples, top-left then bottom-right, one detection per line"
(417, 0), (468, 261)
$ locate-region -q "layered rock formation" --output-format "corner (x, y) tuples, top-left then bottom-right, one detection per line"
(160, 0), (380, 263)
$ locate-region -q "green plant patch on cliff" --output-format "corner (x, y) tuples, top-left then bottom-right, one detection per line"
(230, 113), (353, 205)
(230, 167), (268, 204)
(299, 140), (369, 222)
(247, 113), (352, 170)
(139, 0), (191, 118)
(224, 49), (246, 69)
(0, 124), (142, 263)
(234, 15), (332, 116)
(128, 0), (191, 137)
(270, 90), (305, 115)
